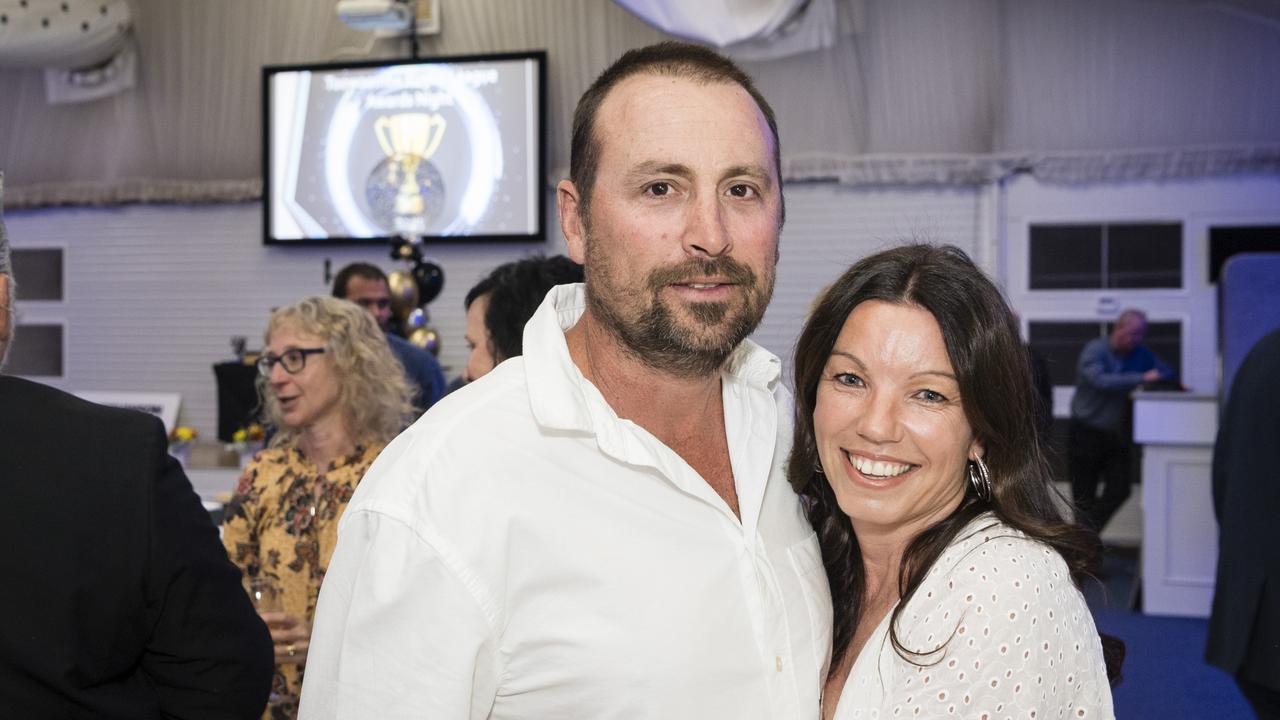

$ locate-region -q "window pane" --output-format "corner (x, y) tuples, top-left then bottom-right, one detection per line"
(1028, 321), (1106, 387)
(1029, 225), (1103, 289)
(1144, 321), (1182, 381)
(10, 248), (64, 301)
(1106, 223), (1182, 288)
(6, 323), (63, 377)
(1208, 225), (1280, 283)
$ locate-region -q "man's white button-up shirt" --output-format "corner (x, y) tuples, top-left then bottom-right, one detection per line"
(300, 284), (832, 719)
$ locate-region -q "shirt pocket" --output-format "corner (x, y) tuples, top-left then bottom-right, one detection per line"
(786, 532), (834, 680)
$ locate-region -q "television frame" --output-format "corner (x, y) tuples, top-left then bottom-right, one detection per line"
(261, 50), (548, 246)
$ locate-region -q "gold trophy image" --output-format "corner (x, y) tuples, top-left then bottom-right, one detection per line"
(366, 112), (448, 234)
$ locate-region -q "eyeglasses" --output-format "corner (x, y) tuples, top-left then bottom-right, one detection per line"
(353, 297), (391, 310)
(257, 347), (326, 376)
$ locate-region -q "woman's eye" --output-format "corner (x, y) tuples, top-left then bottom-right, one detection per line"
(833, 372), (864, 387)
(646, 182), (672, 197)
(916, 389), (948, 403)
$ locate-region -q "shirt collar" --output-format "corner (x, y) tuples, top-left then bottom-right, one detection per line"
(522, 283), (783, 434)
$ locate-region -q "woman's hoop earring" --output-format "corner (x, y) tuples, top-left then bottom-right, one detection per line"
(968, 457), (992, 501)
(814, 459), (826, 475)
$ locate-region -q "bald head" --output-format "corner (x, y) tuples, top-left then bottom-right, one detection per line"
(1109, 309), (1147, 356)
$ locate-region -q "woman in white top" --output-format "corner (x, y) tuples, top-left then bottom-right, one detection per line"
(788, 244), (1121, 720)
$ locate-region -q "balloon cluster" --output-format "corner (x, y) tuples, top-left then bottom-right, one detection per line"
(387, 236), (445, 355)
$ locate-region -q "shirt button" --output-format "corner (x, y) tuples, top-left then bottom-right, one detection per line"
(776, 656), (783, 672)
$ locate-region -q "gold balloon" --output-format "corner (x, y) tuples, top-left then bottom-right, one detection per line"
(407, 327), (440, 356)
(387, 270), (419, 320)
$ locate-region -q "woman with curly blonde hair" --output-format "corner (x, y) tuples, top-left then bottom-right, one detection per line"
(222, 296), (414, 719)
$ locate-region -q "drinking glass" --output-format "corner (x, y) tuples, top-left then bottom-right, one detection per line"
(247, 577), (283, 613)
(247, 577), (285, 704)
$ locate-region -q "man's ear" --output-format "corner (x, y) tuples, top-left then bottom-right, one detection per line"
(557, 179), (586, 264)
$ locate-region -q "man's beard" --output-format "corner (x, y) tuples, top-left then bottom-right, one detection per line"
(583, 237), (775, 379)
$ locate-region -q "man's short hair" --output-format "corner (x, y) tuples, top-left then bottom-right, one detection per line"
(569, 41), (783, 222)
(332, 262), (389, 298)
(466, 255), (584, 363)
(464, 275), (496, 312)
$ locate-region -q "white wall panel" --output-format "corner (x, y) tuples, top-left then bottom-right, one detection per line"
(5, 183), (983, 435)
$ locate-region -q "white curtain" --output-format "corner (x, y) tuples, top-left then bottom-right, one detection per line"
(612, 0), (843, 59)
(1, 0), (1279, 208)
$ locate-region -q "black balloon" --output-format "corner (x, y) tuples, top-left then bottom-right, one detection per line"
(412, 261), (445, 305)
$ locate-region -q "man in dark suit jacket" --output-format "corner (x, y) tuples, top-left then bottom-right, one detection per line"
(1207, 327), (1280, 718)
(0, 207), (274, 717)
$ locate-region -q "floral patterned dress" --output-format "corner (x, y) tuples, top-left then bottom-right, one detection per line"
(222, 443), (384, 719)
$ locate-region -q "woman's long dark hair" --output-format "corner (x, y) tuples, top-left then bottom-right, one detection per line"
(788, 244), (1122, 683)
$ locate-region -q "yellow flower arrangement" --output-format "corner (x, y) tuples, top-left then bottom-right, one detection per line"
(231, 423), (265, 444)
(170, 426), (198, 443)
(229, 423), (267, 460)
(168, 426), (199, 465)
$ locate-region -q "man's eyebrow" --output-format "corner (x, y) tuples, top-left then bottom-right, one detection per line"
(623, 161), (774, 190)
(723, 164), (773, 190)
(626, 161), (695, 180)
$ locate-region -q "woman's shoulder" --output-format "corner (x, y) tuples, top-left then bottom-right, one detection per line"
(349, 442), (386, 468)
(902, 515), (1082, 638)
(931, 515), (1072, 587)
(883, 516), (1113, 719)
(326, 442), (385, 481)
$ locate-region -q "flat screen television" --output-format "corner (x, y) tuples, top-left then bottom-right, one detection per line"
(263, 51), (546, 245)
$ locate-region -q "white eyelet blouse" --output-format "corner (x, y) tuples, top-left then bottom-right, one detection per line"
(833, 515), (1115, 720)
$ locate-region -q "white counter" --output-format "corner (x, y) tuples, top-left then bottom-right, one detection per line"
(1134, 391), (1218, 617)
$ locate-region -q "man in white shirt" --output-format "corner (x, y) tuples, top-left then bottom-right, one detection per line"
(300, 41), (832, 719)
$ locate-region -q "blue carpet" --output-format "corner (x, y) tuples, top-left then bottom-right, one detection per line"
(1084, 548), (1254, 718)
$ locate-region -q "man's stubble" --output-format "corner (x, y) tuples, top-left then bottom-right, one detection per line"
(581, 229), (776, 380)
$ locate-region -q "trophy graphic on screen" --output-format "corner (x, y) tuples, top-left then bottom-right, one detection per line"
(366, 112), (448, 235)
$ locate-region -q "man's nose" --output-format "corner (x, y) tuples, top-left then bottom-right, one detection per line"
(683, 194), (731, 258)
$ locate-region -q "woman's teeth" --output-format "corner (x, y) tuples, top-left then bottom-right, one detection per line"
(850, 454), (912, 478)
